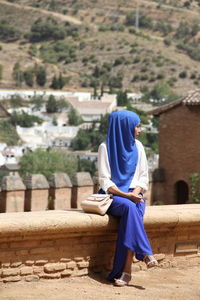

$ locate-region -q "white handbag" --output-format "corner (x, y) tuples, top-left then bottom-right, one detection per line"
(81, 194), (113, 216)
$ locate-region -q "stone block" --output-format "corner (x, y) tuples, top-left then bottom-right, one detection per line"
(2, 268), (19, 277)
(10, 262), (22, 268)
(24, 174), (49, 190)
(25, 275), (39, 282)
(77, 261), (89, 269)
(66, 261), (76, 269)
(71, 172), (93, 187)
(25, 261), (34, 266)
(35, 260), (48, 266)
(49, 187), (72, 210)
(0, 191), (25, 213)
(61, 269), (73, 277)
(33, 266), (44, 274)
(48, 173), (72, 189)
(24, 189), (49, 211)
(20, 266), (33, 275)
(44, 263), (66, 273)
(3, 276), (21, 283)
(1, 175), (26, 191)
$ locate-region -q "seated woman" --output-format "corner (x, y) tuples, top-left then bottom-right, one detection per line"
(98, 110), (158, 287)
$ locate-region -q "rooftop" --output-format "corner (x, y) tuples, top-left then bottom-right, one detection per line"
(150, 89), (200, 116)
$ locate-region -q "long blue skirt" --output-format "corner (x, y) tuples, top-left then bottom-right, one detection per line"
(106, 193), (152, 280)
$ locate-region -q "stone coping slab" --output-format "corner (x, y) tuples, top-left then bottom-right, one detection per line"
(0, 204), (199, 237)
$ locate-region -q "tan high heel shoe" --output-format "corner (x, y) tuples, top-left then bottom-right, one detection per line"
(114, 272), (131, 287)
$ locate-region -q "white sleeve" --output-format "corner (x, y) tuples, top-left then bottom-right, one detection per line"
(98, 142), (117, 192)
(132, 140), (149, 191)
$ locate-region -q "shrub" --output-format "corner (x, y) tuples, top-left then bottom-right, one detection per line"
(23, 68), (35, 87)
(40, 41), (76, 64)
(29, 18), (67, 42)
(10, 111), (43, 127)
(179, 70), (187, 78)
(133, 56), (141, 63)
(0, 20), (21, 41)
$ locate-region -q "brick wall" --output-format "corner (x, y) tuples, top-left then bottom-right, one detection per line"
(153, 105), (200, 204)
(0, 205), (200, 283)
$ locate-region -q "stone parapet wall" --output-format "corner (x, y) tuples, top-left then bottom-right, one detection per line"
(0, 205), (200, 283)
(0, 172), (96, 213)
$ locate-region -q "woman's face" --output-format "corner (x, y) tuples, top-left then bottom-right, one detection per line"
(135, 124), (141, 138)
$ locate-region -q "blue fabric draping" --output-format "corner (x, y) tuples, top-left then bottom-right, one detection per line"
(107, 191), (153, 281)
(106, 110), (140, 192)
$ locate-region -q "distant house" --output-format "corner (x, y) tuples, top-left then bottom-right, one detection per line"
(66, 94), (117, 122)
(151, 89), (200, 205)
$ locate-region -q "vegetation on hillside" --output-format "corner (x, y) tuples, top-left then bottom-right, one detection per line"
(0, 120), (20, 145)
(0, 0), (199, 94)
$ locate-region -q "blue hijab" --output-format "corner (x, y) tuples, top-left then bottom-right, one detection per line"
(106, 110), (140, 192)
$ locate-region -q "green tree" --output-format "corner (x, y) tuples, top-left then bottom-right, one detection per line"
(0, 20), (21, 41)
(46, 95), (57, 113)
(10, 94), (24, 108)
(78, 158), (96, 176)
(19, 149), (78, 178)
(68, 107), (83, 125)
(12, 62), (23, 87)
(0, 120), (20, 145)
(24, 68), (34, 87)
(117, 90), (130, 106)
(30, 95), (45, 111)
(36, 65), (46, 86)
(56, 99), (69, 112)
(150, 81), (179, 104)
(10, 111), (43, 127)
(189, 173), (200, 203)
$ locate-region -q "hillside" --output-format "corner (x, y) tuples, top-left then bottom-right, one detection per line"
(0, 0), (200, 97)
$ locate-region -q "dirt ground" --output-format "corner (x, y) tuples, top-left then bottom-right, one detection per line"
(0, 265), (200, 300)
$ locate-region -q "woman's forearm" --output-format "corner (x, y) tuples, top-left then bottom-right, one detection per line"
(107, 186), (143, 203)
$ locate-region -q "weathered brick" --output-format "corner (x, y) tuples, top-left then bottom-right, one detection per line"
(20, 267), (33, 275)
(44, 263), (66, 273)
(2, 268), (19, 277)
(61, 269), (73, 277)
(60, 258), (71, 263)
(25, 260), (34, 266)
(77, 261), (89, 269)
(25, 275), (39, 282)
(33, 266), (44, 274)
(1, 263), (10, 268)
(3, 276), (21, 283)
(66, 261), (76, 269)
(35, 260), (48, 266)
(74, 257), (84, 262)
(75, 268), (88, 276)
(11, 262), (22, 268)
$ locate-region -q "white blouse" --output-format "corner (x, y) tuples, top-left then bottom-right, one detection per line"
(98, 139), (149, 193)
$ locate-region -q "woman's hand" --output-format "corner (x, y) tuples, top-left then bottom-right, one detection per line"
(107, 186), (144, 203)
(126, 191), (144, 203)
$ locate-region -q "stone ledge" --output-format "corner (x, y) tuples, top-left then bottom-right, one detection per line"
(0, 204), (200, 237)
